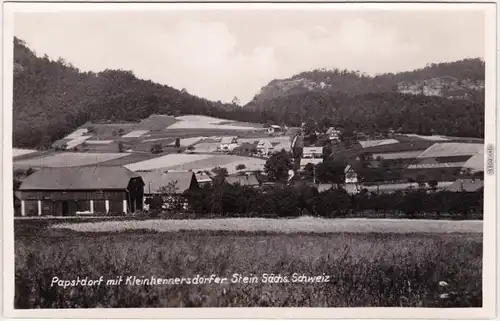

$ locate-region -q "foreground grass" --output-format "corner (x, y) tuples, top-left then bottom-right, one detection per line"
(15, 229), (482, 308)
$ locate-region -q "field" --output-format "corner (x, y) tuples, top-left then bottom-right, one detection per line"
(50, 217), (483, 234)
(406, 134), (450, 141)
(124, 154), (214, 171)
(15, 222), (482, 308)
(44, 115), (267, 154)
(13, 152), (130, 168)
(165, 155), (266, 173)
(12, 148), (38, 158)
(167, 115), (264, 130)
(124, 153), (266, 173)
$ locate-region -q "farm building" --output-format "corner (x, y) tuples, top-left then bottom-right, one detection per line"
(351, 141), (434, 161)
(256, 139), (274, 156)
(358, 139), (399, 149)
(195, 172), (213, 187)
(225, 174), (260, 187)
(140, 171), (199, 210)
(217, 136), (239, 152)
(413, 142), (484, 161)
(461, 151), (484, 173)
(16, 166), (144, 217)
(344, 162), (405, 185)
(233, 142), (258, 156)
(403, 143), (484, 182)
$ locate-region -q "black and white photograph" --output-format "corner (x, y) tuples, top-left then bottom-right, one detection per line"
(2, 2), (497, 319)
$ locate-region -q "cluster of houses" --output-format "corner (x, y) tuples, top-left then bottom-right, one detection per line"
(13, 128), (485, 217)
(13, 166), (264, 217)
(216, 136), (277, 157)
(299, 139), (485, 193)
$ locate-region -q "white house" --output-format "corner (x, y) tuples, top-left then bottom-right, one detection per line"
(256, 139), (274, 156)
(300, 146), (324, 170)
(217, 136), (239, 152)
(344, 164), (359, 184)
(267, 125), (282, 134)
(326, 127), (341, 141)
(302, 146), (323, 159)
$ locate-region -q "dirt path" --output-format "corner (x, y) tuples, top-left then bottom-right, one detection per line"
(51, 217), (483, 234)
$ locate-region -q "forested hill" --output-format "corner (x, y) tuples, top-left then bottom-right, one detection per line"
(244, 91), (485, 138)
(249, 58), (485, 104)
(243, 58), (485, 138)
(13, 37), (262, 149)
(13, 37), (485, 150)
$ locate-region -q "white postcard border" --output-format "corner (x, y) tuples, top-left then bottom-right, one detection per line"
(1, 1), (497, 319)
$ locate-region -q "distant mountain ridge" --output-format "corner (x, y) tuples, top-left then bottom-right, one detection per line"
(249, 58), (485, 104)
(13, 37), (485, 150)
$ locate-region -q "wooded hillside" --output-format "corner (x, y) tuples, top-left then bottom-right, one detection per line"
(13, 37), (485, 150)
(13, 37), (258, 149)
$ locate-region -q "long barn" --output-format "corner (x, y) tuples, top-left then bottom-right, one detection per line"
(16, 166), (144, 216)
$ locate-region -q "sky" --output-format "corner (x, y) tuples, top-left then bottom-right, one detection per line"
(14, 9), (485, 104)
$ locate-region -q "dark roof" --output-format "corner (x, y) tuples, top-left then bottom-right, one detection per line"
(220, 136), (238, 144)
(446, 179), (484, 192)
(19, 166), (141, 191)
(141, 171), (197, 194)
(343, 141), (434, 159)
(225, 174), (260, 186)
(416, 143), (484, 158)
(345, 162), (404, 183)
(233, 142), (257, 151)
(293, 135), (304, 149)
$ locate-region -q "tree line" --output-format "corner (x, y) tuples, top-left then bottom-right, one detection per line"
(152, 183), (483, 220)
(13, 38), (260, 149)
(244, 90), (485, 138)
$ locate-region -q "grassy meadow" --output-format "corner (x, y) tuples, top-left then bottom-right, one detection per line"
(15, 224), (482, 308)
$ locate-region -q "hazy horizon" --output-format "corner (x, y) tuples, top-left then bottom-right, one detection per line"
(15, 9), (485, 104)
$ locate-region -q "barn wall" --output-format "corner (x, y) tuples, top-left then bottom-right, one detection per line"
(17, 190), (129, 216)
(24, 200), (38, 216)
(109, 200), (124, 214)
(18, 190), (127, 201)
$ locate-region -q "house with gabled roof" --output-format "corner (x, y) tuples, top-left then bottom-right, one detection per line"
(403, 143), (484, 183)
(344, 164), (359, 184)
(217, 136), (239, 152)
(300, 146), (324, 170)
(461, 151), (484, 173)
(326, 127), (341, 141)
(195, 172), (213, 187)
(256, 139), (274, 156)
(225, 174), (260, 187)
(16, 166), (144, 216)
(140, 170), (199, 211)
(446, 178), (484, 192)
(141, 171), (198, 195)
(267, 125), (283, 134)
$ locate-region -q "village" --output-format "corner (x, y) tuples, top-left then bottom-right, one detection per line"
(9, 5), (490, 311)
(12, 113), (484, 217)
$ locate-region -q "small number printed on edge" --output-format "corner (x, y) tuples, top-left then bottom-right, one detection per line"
(486, 144), (494, 176)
